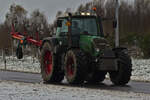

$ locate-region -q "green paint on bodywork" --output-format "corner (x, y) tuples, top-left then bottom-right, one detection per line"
(55, 16), (105, 57)
(79, 35), (101, 57)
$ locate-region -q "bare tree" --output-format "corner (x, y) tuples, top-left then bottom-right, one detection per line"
(5, 4), (28, 33)
(29, 9), (50, 39)
(0, 24), (11, 49)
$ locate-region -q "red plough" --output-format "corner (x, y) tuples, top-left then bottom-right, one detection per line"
(10, 23), (42, 59)
(10, 23), (42, 47)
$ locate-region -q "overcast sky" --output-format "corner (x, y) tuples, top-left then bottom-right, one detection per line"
(0, 0), (92, 24)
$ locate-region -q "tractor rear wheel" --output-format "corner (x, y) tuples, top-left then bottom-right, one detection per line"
(109, 51), (132, 85)
(64, 49), (87, 84)
(40, 42), (64, 83)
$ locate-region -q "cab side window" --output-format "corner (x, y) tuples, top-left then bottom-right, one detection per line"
(61, 19), (68, 33)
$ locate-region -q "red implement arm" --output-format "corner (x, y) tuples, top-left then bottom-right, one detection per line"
(11, 23), (42, 47)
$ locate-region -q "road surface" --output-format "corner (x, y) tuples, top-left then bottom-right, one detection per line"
(0, 70), (150, 94)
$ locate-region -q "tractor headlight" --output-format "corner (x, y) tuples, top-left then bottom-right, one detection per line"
(95, 58), (98, 62)
(59, 41), (62, 45)
(96, 48), (100, 52)
(86, 13), (90, 15)
(81, 12), (85, 15)
(123, 49), (128, 54)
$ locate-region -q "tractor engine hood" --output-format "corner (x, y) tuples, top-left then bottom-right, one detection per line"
(80, 35), (111, 57)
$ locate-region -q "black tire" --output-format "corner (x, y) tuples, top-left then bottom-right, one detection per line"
(16, 46), (23, 59)
(64, 49), (87, 84)
(109, 51), (132, 85)
(87, 71), (107, 84)
(40, 42), (64, 83)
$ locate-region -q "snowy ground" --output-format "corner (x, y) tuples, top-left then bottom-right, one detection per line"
(132, 59), (150, 82)
(0, 55), (40, 73)
(0, 56), (150, 82)
(0, 81), (150, 100)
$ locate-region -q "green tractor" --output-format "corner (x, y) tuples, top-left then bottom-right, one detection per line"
(40, 12), (132, 85)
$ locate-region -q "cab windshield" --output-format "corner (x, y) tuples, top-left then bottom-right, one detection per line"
(71, 17), (99, 36)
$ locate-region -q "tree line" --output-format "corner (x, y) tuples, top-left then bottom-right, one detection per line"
(0, 0), (150, 58)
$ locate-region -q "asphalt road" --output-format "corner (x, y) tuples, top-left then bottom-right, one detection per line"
(0, 70), (150, 94)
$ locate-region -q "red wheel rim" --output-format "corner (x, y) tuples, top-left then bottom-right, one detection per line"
(44, 51), (52, 75)
(66, 56), (75, 77)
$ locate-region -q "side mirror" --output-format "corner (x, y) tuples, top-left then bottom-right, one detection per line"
(113, 20), (117, 28)
(57, 20), (62, 27)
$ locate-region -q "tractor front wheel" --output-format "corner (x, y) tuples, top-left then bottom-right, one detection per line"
(109, 51), (132, 85)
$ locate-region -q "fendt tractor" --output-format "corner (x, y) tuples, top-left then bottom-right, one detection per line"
(40, 11), (132, 85)
(11, 9), (132, 85)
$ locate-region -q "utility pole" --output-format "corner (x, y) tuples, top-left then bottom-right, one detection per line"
(115, 0), (119, 47)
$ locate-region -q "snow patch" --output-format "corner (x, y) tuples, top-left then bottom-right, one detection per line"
(0, 56), (150, 82)
(0, 81), (150, 100)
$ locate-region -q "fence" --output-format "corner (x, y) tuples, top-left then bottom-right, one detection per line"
(0, 46), (41, 73)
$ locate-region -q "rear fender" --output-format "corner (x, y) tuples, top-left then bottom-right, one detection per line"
(41, 37), (59, 53)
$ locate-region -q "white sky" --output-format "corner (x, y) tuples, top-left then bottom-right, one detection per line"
(0, 0), (92, 24)
(0, 0), (135, 24)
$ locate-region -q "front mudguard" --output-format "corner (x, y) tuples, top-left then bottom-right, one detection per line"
(96, 48), (118, 71)
(41, 37), (59, 54)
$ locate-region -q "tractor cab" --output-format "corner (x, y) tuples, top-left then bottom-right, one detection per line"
(56, 13), (104, 37)
(55, 12), (107, 53)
